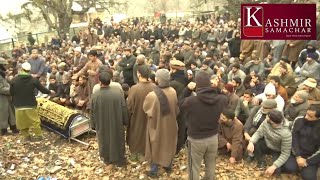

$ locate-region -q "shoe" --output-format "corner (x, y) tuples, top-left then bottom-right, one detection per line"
(257, 161), (266, 169)
(245, 155), (254, 163)
(1, 129), (8, 136)
(10, 125), (19, 134)
(145, 170), (158, 178)
(163, 167), (172, 174)
(115, 160), (127, 167)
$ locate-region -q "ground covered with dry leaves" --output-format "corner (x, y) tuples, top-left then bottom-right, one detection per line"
(0, 130), (301, 180)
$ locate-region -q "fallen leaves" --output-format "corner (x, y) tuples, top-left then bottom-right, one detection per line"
(0, 130), (302, 180)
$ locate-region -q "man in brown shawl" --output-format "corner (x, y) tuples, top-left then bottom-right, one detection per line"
(127, 65), (156, 161)
(143, 69), (179, 178)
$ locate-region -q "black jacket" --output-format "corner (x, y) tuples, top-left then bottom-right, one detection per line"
(180, 87), (228, 139)
(292, 117), (320, 166)
(10, 74), (50, 107)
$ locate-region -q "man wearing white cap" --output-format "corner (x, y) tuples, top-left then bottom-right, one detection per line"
(254, 83), (285, 112)
(10, 62), (54, 142)
(73, 46), (88, 73)
(301, 78), (320, 105)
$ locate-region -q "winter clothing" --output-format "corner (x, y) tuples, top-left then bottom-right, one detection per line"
(250, 120), (292, 168)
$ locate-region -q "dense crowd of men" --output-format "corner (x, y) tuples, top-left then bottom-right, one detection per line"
(1, 13), (320, 179)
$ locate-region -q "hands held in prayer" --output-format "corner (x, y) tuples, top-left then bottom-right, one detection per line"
(296, 156), (308, 168)
(265, 165), (277, 176)
(247, 142), (255, 153)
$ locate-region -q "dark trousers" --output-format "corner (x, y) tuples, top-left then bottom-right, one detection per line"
(288, 158), (319, 180)
(299, 165), (319, 180)
(254, 139), (297, 175)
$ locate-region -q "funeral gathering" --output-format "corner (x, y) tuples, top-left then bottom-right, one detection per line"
(0, 0), (320, 179)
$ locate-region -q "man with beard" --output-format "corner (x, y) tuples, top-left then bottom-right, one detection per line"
(299, 53), (320, 83)
(169, 59), (188, 100)
(284, 90), (309, 128)
(301, 78), (320, 105)
(118, 47), (136, 87)
(181, 41), (194, 65)
(180, 71), (227, 180)
(291, 105), (320, 180)
(169, 59), (188, 153)
(56, 62), (68, 84)
(72, 47), (88, 73)
(200, 60), (214, 77)
(218, 109), (243, 164)
(227, 63), (246, 82)
(279, 63), (297, 97)
(222, 83), (239, 112)
(27, 49), (46, 78)
(232, 77), (246, 97)
(143, 69), (179, 177)
(244, 57), (265, 78)
(75, 75), (90, 111)
(126, 66), (156, 162)
(90, 72), (128, 166)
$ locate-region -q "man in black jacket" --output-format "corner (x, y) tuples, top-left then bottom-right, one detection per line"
(118, 47), (136, 87)
(10, 62), (53, 142)
(291, 105), (320, 180)
(180, 71), (227, 180)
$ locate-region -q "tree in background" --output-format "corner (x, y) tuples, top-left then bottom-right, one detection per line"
(21, 0), (128, 38)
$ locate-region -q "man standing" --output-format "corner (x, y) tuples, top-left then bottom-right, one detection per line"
(28, 49), (46, 78)
(118, 47), (136, 87)
(180, 71), (227, 180)
(143, 69), (179, 177)
(10, 62), (53, 141)
(127, 66), (156, 161)
(76, 50), (102, 93)
(0, 58), (18, 135)
(90, 72), (128, 166)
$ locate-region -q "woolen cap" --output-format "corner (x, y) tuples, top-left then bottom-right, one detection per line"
(261, 99), (277, 109)
(224, 83), (234, 93)
(155, 69), (170, 87)
(195, 71), (211, 88)
(307, 52), (319, 60)
(264, 83), (277, 95)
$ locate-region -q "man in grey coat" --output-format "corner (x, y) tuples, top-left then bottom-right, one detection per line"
(0, 58), (18, 135)
(247, 110), (297, 176)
